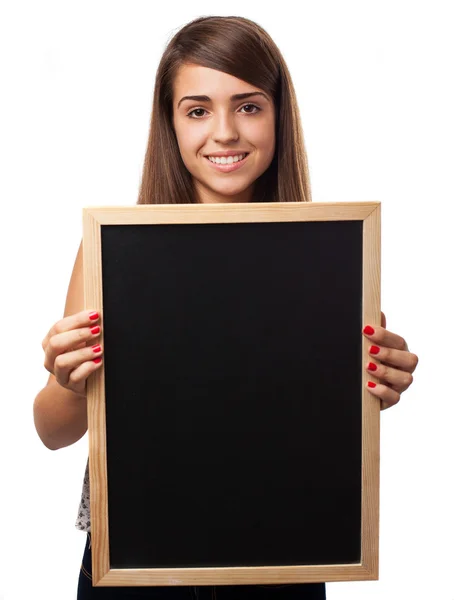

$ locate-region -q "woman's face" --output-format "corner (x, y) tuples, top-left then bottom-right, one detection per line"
(172, 64), (276, 204)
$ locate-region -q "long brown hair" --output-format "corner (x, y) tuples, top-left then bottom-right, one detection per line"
(137, 16), (311, 204)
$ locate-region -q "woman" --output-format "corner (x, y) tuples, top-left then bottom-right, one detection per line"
(34, 15), (418, 599)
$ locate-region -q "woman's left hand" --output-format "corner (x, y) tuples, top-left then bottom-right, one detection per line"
(362, 311), (419, 410)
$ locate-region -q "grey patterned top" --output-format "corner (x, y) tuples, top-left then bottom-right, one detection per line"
(75, 459), (91, 532)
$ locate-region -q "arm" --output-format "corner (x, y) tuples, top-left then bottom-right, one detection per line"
(33, 380), (88, 450)
(33, 242), (102, 450)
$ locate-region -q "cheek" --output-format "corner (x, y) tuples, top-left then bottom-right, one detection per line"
(257, 133), (276, 169)
(176, 126), (204, 161)
(246, 119), (275, 157)
(265, 129), (276, 159)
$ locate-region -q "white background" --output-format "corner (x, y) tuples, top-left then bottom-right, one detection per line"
(0, 1), (452, 599)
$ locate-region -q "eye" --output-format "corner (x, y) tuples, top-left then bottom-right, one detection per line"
(240, 104), (261, 114)
(187, 108), (208, 119)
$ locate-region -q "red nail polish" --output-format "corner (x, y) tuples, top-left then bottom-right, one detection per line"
(93, 357), (102, 364)
(367, 381), (377, 388)
(363, 325), (375, 335)
(89, 311), (99, 321)
(367, 362), (377, 371)
(370, 345), (380, 355)
(90, 326), (100, 335)
(92, 345), (102, 353)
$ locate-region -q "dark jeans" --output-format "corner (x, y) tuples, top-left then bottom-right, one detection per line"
(78, 533), (326, 599)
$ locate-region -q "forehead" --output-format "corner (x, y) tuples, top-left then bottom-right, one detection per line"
(173, 64), (260, 100)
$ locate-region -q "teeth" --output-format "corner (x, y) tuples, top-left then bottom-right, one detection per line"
(208, 153), (246, 164)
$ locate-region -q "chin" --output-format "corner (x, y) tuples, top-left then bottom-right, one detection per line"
(194, 175), (255, 203)
(216, 193), (249, 203)
(211, 183), (253, 198)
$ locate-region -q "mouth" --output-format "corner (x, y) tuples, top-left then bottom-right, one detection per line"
(204, 152), (250, 173)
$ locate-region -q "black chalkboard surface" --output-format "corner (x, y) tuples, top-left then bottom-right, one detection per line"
(83, 202), (381, 586)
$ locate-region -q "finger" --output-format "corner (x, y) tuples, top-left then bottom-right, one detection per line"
(54, 344), (103, 386)
(65, 355), (104, 396)
(366, 361), (413, 393)
(367, 344), (419, 373)
(43, 325), (102, 374)
(362, 323), (408, 352)
(366, 380), (400, 410)
(42, 310), (100, 350)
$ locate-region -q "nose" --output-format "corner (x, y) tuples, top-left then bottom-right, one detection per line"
(211, 111), (239, 144)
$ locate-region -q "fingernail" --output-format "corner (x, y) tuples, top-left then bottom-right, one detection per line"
(363, 325), (375, 335)
(89, 311), (99, 321)
(90, 326), (101, 335)
(370, 345), (380, 355)
(367, 381), (377, 388)
(93, 357), (102, 364)
(92, 345), (102, 353)
(367, 362), (377, 371)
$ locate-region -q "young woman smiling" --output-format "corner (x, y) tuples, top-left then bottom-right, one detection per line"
(34, 15), (418, 600)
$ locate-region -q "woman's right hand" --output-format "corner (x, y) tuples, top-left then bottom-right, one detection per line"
(42, 310), (103, 397)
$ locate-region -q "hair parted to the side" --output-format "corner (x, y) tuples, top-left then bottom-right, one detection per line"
(137, 15), (312, 205)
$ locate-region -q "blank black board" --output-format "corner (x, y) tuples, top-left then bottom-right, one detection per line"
(100, 219), (363, 570)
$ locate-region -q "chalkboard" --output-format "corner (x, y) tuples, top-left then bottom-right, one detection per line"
(83, 202), (381, 586)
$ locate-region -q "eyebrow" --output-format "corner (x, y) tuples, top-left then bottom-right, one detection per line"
(177, 92), (269, 109)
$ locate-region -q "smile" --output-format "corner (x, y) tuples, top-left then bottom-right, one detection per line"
(204, 153), (250, 173)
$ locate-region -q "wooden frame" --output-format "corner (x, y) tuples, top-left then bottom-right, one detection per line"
(83, 201), (381, 586)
